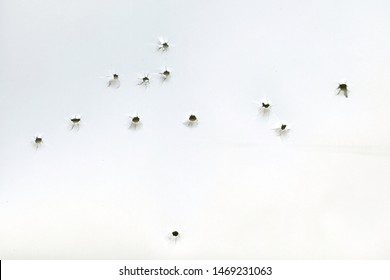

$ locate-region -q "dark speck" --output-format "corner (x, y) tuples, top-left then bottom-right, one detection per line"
(338, 83), (347, 90)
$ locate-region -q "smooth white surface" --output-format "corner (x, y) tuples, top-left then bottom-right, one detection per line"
(0, 0), (390, 259)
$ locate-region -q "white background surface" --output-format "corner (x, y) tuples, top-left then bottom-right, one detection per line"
(1, 0), (390, 259)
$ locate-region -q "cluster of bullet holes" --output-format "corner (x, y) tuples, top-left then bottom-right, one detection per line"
(31, 36), (350, 242)
(256, 79), (349, 138)
(107, 39), (171, 89)
(257, 97), (290, 137)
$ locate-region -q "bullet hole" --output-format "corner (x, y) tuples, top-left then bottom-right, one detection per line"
(169, 230), (181, 243)
(275, 122), (290, 137)
(337, 82), (348, 98)
(33, 136), (43, 149)
(258, 99), (272, 117)
(138, 75), (150, 87)
(108, 73), (120, 88)
(158, 38), (170, 52)
(262, 102), (270, 109)
(183, 114), (198, 127)
(129, 114), (142, 129)
(160, 68), (171, 81)
(189, 115), (197, 122)
(70, 116), (81, 130)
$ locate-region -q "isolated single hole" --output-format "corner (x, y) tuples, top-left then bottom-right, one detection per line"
(189, 115), (197, 122)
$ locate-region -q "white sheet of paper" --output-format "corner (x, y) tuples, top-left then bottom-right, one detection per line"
(0, 0), (390, 259)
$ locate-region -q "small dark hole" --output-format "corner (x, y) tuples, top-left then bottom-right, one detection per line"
(35, 137), (42, 144)
(189, 115), (197, 121)
(281, 124), (287, 130)
(163, 70), (170, 76)
(71, 118), (81, 123)
(262, 102), (270, 108)
(338, 83), (347, 90)
(113, 74), (119, 79)
(132, 116), (140, 123)
(172, 231), (179, 237)
(143, 76), (149, 82)
(162, 42), (169, 48)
